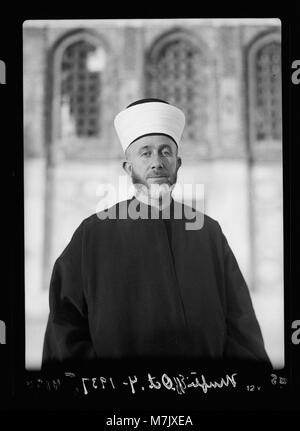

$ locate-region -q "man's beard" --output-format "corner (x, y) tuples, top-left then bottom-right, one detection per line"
(131, 169), (177, 201)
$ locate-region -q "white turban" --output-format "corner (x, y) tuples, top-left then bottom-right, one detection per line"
(114, 100), (186, 152)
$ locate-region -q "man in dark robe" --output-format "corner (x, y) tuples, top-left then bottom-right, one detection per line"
(42, 99), (271, 370)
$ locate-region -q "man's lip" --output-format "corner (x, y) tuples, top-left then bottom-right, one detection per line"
(147, 175), (168, 178)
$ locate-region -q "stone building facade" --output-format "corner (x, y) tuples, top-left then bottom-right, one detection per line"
(23, 19), (283, 367)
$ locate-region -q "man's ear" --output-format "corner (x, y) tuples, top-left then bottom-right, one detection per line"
(122, 160), (132, 176)
(176, 156), (182, 170)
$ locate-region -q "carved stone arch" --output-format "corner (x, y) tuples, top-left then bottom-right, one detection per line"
(146, 27), (209, 63)
(246, 30), (281, 161)
(145, 28), (211, 147)
(51, 28), (110, 57)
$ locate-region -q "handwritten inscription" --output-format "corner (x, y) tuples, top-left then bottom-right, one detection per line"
(26, 371), (289, 397)
(145, 372), (238, 395)
(26, 377), (61, 391)
(26, 371), (238, 396)
(270, 373), (288, 387)
(71, 371), (238, 396)
(81, 371), (238, 395)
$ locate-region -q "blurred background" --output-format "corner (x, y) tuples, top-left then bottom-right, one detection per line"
(23, 18), (283, 369)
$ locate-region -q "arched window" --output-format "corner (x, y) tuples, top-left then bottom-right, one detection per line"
(51, 31), (107, 143)
(146, 31), (208, 143)
(255, 42), (281, 140)
(248, 33), (281, 159)
(61, 40), (101, 137)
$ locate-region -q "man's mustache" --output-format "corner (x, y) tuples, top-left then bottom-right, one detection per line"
(147, 171), (169, 178)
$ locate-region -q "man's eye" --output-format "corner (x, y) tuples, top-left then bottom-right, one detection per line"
(162, 150), (171, 156)
(141, 151), (151, 157)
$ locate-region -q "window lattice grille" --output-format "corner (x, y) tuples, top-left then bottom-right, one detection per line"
(254, 42), (281, 141)
(60, 40), (100, 137)
(147, 39), (207, 141)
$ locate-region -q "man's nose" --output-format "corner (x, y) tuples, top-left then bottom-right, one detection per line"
(150, 153), (163, 170)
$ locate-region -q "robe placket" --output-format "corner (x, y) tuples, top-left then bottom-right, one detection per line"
(154, 202), (189, 333)
(160, 218), (188, 329)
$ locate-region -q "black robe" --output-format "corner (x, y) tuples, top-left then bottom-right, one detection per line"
(42, 197), (270, 368)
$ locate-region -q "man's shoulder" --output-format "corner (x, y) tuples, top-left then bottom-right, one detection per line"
(177, 200), (221, 232)
(203, 213), (221, 231)
(203, 212), (221, 230)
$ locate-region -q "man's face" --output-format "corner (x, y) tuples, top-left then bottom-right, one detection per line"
(123, 134), (182, 191)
